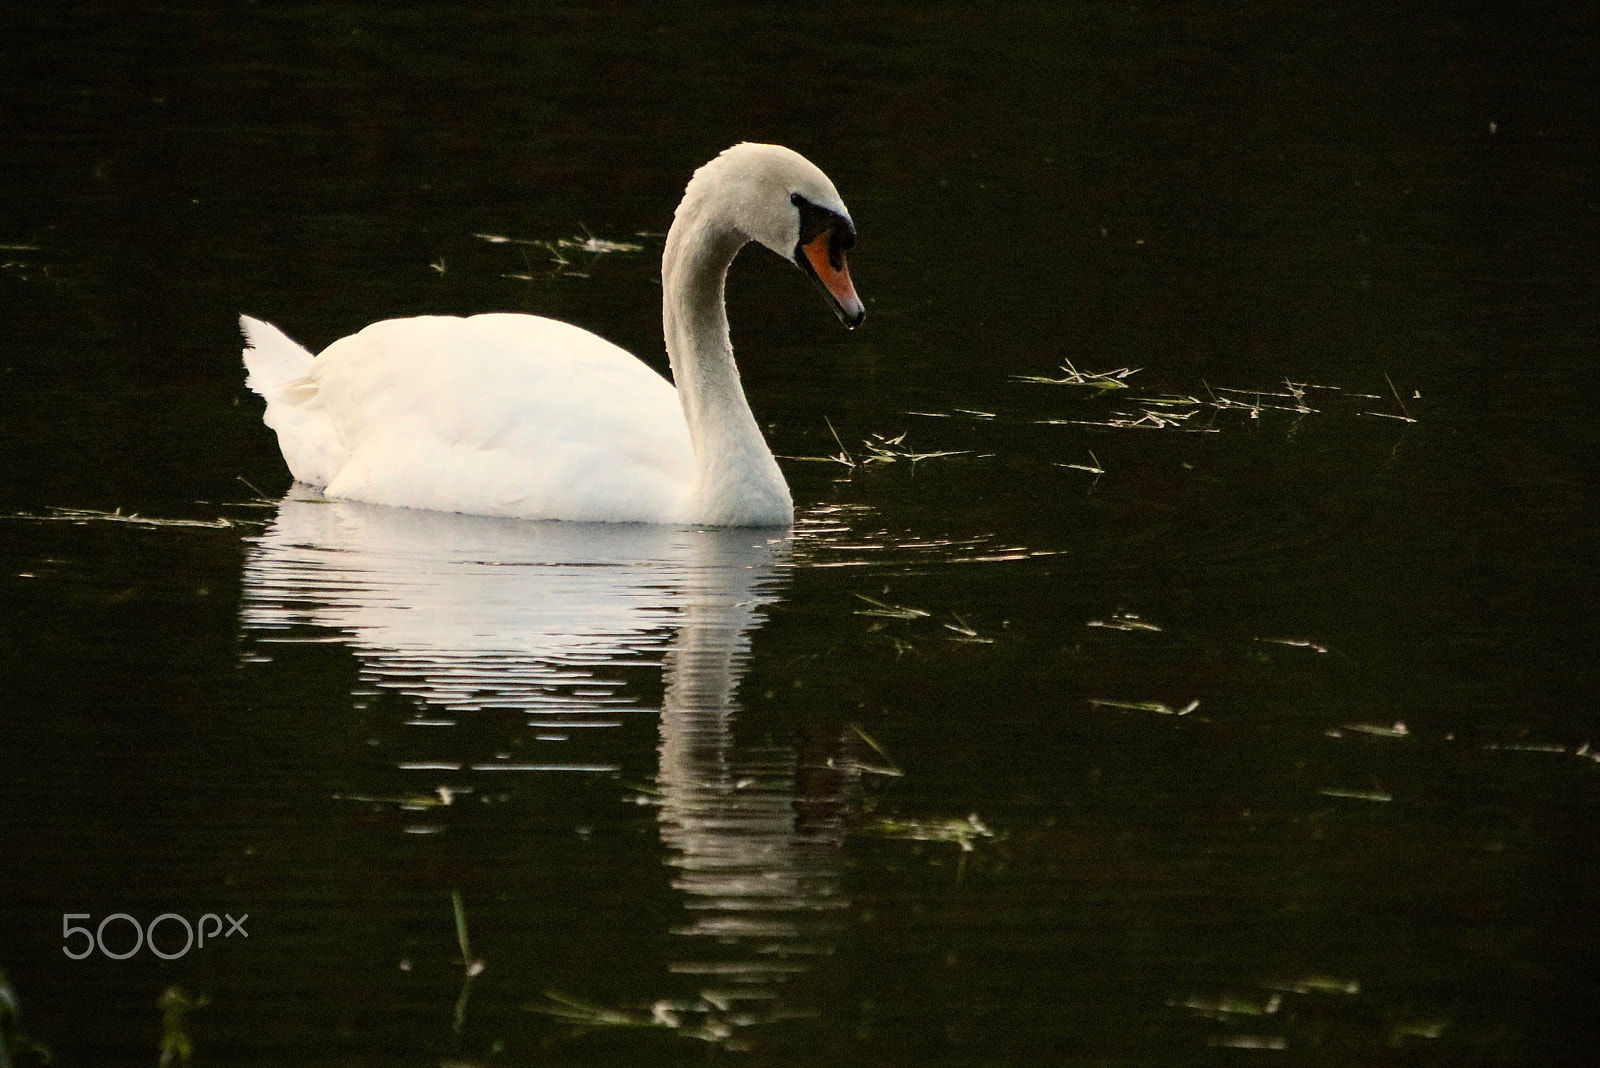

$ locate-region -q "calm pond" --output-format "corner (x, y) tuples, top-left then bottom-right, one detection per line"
(2, 3), (1597, 1065)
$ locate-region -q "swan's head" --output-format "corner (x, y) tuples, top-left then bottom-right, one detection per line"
(691, 142), (865, 329)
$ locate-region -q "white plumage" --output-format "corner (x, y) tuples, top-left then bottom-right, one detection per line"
(242, 143), (863, 526)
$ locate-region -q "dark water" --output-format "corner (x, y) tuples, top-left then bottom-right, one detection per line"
(3, 2), (1598, 1065)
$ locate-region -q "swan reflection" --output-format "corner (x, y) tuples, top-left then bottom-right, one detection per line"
(241, 490), (847, 1048)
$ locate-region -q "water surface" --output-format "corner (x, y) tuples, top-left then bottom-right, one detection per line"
(2, 2), (1597, 1065)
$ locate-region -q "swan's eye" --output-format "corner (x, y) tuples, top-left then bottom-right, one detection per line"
(792, 192), (855, 268)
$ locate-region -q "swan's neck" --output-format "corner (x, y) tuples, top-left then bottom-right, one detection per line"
(662, 194), (793, 526)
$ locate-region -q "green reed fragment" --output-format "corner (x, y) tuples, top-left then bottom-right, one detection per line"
(17, 506), (236, 529)
(851, 592), (931, 620)
(1013, 359), (1140, 389)
(1090, 697), (1199, 716)
(158, 987), (207, 1068)
(863, 813), (993, 852)
(530, 989), (656, 1029)
(848, 723), (905, 777)
(1391, 1015), (1450, 1041)
(1340, 721), (1410, 739)
(1264, 974), (1362, 996)
(451, 891), (485, 1036)
(786, 420), (975, 469)
(1170, 991), (1282, 1018)
(1318, 787), (1393, 802)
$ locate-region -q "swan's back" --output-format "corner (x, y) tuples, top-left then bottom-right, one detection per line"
(244, 313), (697, 523)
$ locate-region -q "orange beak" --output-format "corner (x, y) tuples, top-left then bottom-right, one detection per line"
(800, 231), (865, 328)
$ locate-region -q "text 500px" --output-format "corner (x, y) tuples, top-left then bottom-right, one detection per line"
(62, 912), (248, 960)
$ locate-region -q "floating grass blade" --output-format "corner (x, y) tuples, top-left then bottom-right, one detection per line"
(942, 611), (994, 643)
(1023, 365), (1414, 434)
(158, 987), (207, 1068)
(1090, 697), (1199, 716)
(1340, 721), (1410, 739)
(1254, 636), (1330, 653)
(528, 990), (656, 1029)
(1317, 787), (1393, 802)
(1263, 975), (1361, 996)
(1169, 991), (1282, 1018)
(451, 889), (482, 972)
(12, 507), (237, 530)
(1088, 612), (1161, 632)
(450, 890), (485, 1035)
(1014, 359), (1140, 389)
(848, 722), (905, 777)
(0, 967), (53, 1068)
(1057, 449), (1105, 475)
(863, 813), (994, 853)
(851, 592), (931, 620)
(860, 431), (973, 466)
(1385, 373), (1414, 419)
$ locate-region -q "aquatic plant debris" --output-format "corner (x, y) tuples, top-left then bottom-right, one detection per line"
(332, 790), (457, 807)
(848, 723), (905, 777)
(476, 231), (644, 255)
(1039, 406), (1220, 433)
(1013, 359), (1140, 389)
(10, 506), (237, 529)
(1340, 721), (1410, 738)
(851, 592), (931, 620)
(1208, 1035), (1288, 1050)
(1368, 372), (1419, 423)
(859, 431), (976, 465)
(158, 987), (207, 1068)
(1391, 1016), (1451, 1041)
(1484, 741), (1600, 763)
(528, 988), (805, 1049)
(478, 227), (644, 281)
(451, 889), (484, 1034)
(863, 813), (993, 852)
(1088, 611), (1162, 632)
(784, 422), (975, 469)
(942, 611), (994, 643)
(1318, 787), (1393, 802)
(1, 966), (53, 1067)
(1169, 991), (1282, 1018)
(903, 408), (1003, 420)
(452, 889), (482, 973)
(1018, 362), (1418, 432)
(530, 989), (657, 1029)
(1090, 697), (1199, 716)
(1255, 636), (1331, 653)
(1056, 449), (1105, 476)
(1264, 975), (1361, 996)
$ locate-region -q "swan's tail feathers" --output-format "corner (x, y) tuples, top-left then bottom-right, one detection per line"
(241, 314), (340, 488)
(241, 315), (317, 403)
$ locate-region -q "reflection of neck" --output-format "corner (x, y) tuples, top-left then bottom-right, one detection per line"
(661, 187), (792, 526)
(654, 536), (839, 993)
(656, 570), (770, 859)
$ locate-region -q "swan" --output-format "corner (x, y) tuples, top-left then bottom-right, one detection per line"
(241, 142), (862, 527)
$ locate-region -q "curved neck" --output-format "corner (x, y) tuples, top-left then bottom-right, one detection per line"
(662, 192), (793, 526)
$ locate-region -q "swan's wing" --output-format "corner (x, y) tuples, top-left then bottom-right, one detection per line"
(308, 314), (696, 522)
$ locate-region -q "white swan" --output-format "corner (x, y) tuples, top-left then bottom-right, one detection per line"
(242, 142), (862, 527)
